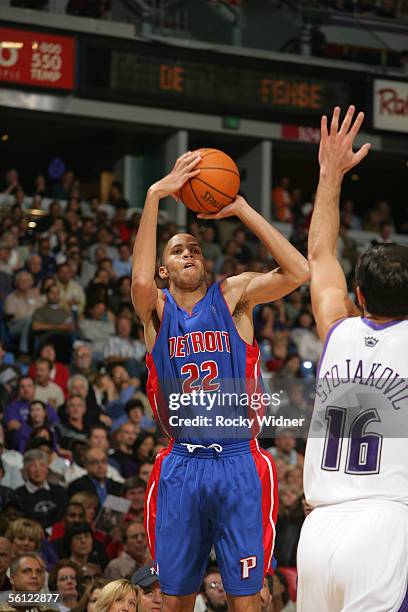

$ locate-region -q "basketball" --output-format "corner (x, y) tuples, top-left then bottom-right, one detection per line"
(181, 148), (240, 213)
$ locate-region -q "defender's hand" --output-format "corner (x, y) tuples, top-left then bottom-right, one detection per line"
(149, 151), (201, 200)
(319, 105), (371, 178)
(196, 194), (248, 220)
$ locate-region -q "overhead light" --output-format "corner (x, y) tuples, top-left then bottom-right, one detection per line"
(28, 221), (37, 228)
(351, 174), (359, 181)
(1, 134), (8, 142)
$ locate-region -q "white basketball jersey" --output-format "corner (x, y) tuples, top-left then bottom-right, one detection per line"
(304, 316), (408, 507)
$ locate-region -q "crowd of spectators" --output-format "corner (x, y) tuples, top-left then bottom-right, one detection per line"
(0, 162), (393, 610)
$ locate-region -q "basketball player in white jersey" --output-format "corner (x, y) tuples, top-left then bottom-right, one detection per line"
(297, 105), (408, 611)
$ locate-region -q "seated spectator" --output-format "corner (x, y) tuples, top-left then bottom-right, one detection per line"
(28, 342), (69, 397)
(133, 434), (155, 466)
(109, 276), (132, 315)
(14, 449), (66, 529)
(71, 577), (108, 612)
(25, 254), (44, 287)
(31, 284), (73, 355)
(103, 316), (146, 379)
(65, 374), (102, 427)
(13, 400), (58, 453)
(137, 462), (153, 485)
(88, 227), (118, 263)
(104, 521), (147, 580)
(7, 553), (46, 595)
(110, 423), (139, 479)
(268, 429), (304, 468)
(123, 400), (145, 437)
(113, 244), (132, 278)
(272, 177), (292, 222)
(200, 226), (222, 261)
(48, 559), (83, 611)
(63, 523), (107, 573)
(56, 395), (89, 450)
(34, 358), (65, 409)
(131, 564), (162, 611)
(4, 270), (42, 355)
(0, 537), (12, 591)
(49, 501), (87, 541)
(71, 343), (97, 381)
(233, 227), (253, 264)
(5, 517), (58, 571)
(36, 200), (62, 233)
(123, 478), (146, 523)
(67, 448), (124, 507)
(63, 441), (92, 484)
(56, 262), (86, 317)
(197, 565), (227, 612)
(86, 426), (123, 484)
(0, 241), (13, 276)
(272, 569), (295, 611)
(92, 579), (141, 612)
(4, 376), (59, 434)
(79, 302), (115, 359)
(275, 484), (304, 567)
(290, 311), (322, 364)
(37, 236), (56, 276)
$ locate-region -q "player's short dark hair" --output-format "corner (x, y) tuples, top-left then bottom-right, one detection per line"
(356, 244), (408, 318)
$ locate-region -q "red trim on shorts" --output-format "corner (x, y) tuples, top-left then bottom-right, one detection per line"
(250, 439), (278, 576)
(144, 441), (174, 559)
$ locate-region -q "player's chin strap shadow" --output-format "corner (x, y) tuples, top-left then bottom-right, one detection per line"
(180, 443), (223, 457)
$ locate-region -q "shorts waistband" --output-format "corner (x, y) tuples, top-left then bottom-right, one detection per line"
(170, 439), (258, 458)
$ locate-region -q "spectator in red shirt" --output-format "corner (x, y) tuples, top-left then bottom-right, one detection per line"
(28, 343), (69, 397)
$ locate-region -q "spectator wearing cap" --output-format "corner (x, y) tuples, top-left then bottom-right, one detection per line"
(56, 262), (86, 316)
(104, 521), (147, 580)
(34, 358), (65, 409)
(67, 447), (123, 507)
(4, 376), (59, 434)
(103, 316), (146, 379)
(28, 343), (69, 397)
(31, 284), (74, 351)
(110, 423), (139, 479)
(131, 564), (162, 611)
(14, 449), (66, 529)
(4, 269), (42, 354)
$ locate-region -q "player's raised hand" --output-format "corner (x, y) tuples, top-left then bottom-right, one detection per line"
(319, 106), (371, 178)
(196, 194), (249, 220)
(149, 151), (201, 200)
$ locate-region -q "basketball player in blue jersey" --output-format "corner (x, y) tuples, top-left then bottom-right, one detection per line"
(297, 106), (408, 611)
(131, 151), (309, 612)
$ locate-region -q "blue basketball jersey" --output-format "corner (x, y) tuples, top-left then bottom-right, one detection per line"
(146, 282), (263, 444)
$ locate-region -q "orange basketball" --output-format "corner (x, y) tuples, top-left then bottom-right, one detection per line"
(181, 148), (240, 213)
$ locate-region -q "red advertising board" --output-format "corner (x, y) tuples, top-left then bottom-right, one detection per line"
(0, 27), (75, 90)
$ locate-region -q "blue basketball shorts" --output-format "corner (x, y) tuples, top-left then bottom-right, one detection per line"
(144, 439), (278, 596)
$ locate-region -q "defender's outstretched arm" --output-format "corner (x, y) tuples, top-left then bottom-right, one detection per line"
(309, 105), (371, 342)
